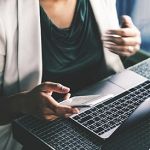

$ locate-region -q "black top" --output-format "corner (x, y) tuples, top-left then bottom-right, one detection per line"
(40, 0), (106, 94)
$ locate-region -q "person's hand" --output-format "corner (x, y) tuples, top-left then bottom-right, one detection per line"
(19, 82), (79, 120)
(102, 15), (141, 57)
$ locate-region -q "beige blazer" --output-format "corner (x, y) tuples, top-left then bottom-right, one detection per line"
(0, 0), (124, 96)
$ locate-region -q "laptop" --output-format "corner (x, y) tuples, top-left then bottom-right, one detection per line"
(62, 70), (149, 139)
(13, 70), (150, 150)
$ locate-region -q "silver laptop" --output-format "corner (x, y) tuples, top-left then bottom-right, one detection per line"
(61, 70), (149, 139)
(13, 69), (150, 150)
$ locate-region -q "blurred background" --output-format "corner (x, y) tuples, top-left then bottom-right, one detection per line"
(116, 0), (150, 53)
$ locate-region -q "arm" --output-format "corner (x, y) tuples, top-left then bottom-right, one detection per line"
(0, 82), (79, 125)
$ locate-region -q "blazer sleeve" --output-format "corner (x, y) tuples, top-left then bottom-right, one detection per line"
(0, 18), (6, 94)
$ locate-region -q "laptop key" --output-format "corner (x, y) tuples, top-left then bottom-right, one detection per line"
(93, 126), (103, 134)
(78, 115), (93, 123)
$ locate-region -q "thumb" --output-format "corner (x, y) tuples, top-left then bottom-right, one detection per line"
(121, 15), (134, 28)
(63, 93), (71, 100)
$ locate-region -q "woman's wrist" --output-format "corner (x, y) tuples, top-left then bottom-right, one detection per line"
(0, 91), (28, 125)
(8, 91), (29, 115)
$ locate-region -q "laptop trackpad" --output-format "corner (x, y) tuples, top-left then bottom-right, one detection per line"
(108, 70), (147, 90)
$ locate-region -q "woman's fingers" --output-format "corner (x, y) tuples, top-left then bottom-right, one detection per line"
(102, 16), (141, 57)
(105, 43), (139, 53)
(25, 82), (79, 119)
(32, 93), (79, 120)
(106, 28), (140, 37)
(103, 35), (141, 46)
(54, 104), (79, 116)
(63, 93), (71, 100)
(104, 42), (140, 57)
(42, 104), (79, 119)
(44, 115), (58, 121)
(43, 93), (79, 117)
(42, 92), (60, 111)
(38, 82), (70, 94)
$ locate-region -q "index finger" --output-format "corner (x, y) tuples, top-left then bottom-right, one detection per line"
(106, 28), (139, 37)
(40, 82), (70, 94)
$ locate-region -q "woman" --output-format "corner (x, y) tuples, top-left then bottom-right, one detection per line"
(0, 0), (141, 150)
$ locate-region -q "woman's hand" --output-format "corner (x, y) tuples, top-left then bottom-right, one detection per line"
(18, 82), (79, 120)
(102, 15), (141, 57)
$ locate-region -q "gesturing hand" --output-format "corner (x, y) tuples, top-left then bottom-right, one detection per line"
(20, 82), (79, 120)
(103, 15), (141, 57)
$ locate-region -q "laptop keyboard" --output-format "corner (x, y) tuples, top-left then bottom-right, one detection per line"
(16, 115), (102, 150)
(72, 80), (150, 137)
(130, 58), (150, 80)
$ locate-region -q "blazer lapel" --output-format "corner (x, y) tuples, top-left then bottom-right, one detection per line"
(18, 0), (42, 91)
(89, 0), (124, 73)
